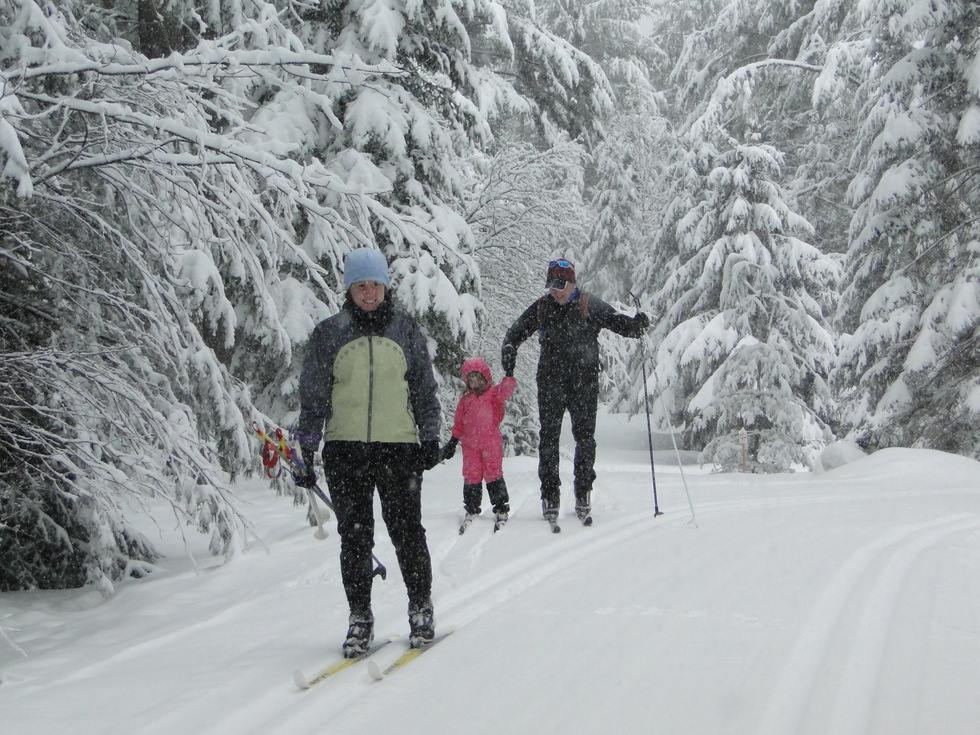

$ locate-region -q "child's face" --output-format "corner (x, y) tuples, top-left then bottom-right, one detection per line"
(466, 371), (488, 392)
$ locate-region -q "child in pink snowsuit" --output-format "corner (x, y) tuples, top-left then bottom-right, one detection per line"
(440, 357), (516, 526)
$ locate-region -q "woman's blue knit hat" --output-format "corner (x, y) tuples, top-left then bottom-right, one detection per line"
(343, 249), (391, 289)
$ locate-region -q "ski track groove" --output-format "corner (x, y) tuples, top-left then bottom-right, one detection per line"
(437, 479), (541, 587)
(757, 513), (980, 735)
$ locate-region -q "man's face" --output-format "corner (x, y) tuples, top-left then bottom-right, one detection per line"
(350, 280), (386, 312)
(548, 280), (576, 305)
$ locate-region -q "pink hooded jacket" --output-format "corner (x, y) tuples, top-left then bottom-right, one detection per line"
(451, 357), (516, 449)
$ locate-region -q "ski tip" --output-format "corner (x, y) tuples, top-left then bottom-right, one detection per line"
(293, 670), (311, 690)
(367, 660), (384, 681)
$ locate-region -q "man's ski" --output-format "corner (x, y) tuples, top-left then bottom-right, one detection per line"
(367, 631), (453, 680)
(493, 516), (507, 533)
(458, 515), (476, 535)
(547, 518), (561, 533)
(293, 639), (394, 690)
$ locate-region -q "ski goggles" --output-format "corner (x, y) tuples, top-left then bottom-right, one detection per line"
(546, 259), (575, 289)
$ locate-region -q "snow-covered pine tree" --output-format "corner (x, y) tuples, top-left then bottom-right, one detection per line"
(602, 1), (844, 423)
(652, 0), (867, 261)
(832, 0), (980, 457)
(586, 113), (671, 408)
(584, 145), (644, 298)
(582, 115), (667, 300)
(650, 136), (840, 471)
(490, 0), (615, 147)
(765, 0), (869, 258)
(592, 129), (703, 414)
(534, 0), (660, 108)
(536, 1), (662, 298)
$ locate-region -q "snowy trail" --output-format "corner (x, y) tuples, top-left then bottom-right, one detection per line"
(758, 514), (980, 735)
(204, 481), (671, 734)
(11, 546), (338, 694)
(2, 415), (979, 735)
(827, 517), (980, 735)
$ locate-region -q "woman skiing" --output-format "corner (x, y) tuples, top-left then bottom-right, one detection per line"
(295, 248), (442, 657)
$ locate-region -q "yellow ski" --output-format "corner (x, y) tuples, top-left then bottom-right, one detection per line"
(294, 639), (394, 690)
(367, 630), (453, 681)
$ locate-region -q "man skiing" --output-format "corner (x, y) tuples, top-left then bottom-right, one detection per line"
(295, 248), (442, 657)
(501, 259), (649, 525)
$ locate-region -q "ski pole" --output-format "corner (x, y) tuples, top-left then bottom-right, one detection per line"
(629, 293), (663, 517)
(277, 429), (387, 580)
(304, 480), (387, 581)
(252, 422), (388, 581)
(304, 486), (330, 541)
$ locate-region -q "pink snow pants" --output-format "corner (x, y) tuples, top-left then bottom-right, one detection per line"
(461, 434), (504, 484)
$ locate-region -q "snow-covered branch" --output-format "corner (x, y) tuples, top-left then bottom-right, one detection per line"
(1, 47), (407, 83)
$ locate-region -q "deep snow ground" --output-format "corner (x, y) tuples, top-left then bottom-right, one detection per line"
(1, 412), (979, 735)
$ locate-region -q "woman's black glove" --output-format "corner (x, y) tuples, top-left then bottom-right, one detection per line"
(440, 437), (459, 461)
(293, 446), (319, 489)
(419, 440), (441, 471)
(634, 312), (650, 330)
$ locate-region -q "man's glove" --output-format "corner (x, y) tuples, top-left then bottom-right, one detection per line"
(441, 437), (459, 461)
(634, 312), (650, 330)
(419, 440), (441, 471)
(501, 343), (517, 376)
(293, 446), (318, 489)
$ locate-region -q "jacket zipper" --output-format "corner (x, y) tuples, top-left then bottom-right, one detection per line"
(366, 336), (374, 442)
